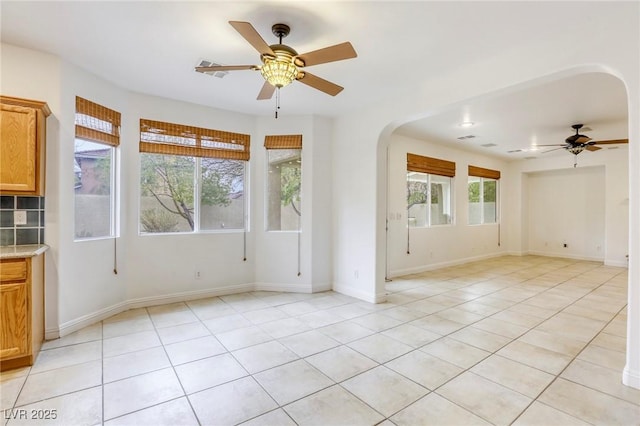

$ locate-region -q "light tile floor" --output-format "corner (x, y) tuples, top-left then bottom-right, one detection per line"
(2, 256), (639, 425)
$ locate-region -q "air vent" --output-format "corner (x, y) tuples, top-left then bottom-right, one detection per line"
(507, 149), (523, 153)
(608, 146), (619, 150)
(481, 143), (496, 148)
(195, 60), (229, 78)
(457, 135), (476, 140)
(524, 156), (537, 160)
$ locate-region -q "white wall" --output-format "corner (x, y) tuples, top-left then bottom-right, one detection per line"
(509, 147), (629, 266)
(387, 135), (508, 277)
(1, 43), (332, 338)
(526, 166), (605, 260)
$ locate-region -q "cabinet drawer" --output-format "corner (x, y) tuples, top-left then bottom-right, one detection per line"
(0, 259), (27, 282)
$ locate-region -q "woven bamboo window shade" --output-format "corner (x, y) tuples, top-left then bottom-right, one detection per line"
(407, 153), (456, 177)
(139, 119), (251, 161)
(468, 165), (501, 179)
(75, 97), (121, 147)
(264, 134), (302, 149)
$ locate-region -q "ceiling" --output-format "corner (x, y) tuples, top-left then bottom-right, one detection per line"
(0, 2), (629, 160)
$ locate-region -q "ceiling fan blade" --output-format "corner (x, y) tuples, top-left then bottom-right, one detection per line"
(229, 21), (275, 57)
(195, 65), (257, 72)
(297, 72), (344, 96)
(594, 139), (629, 145)
(296, 42), (357, 67)
(541, 147), (566, 154)
(586, 145), (602, 152)
(575, 135), (591, 144)
(257, 81), (275, 100)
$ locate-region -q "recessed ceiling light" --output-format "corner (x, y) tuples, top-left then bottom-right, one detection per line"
(459, 121), (475, 128)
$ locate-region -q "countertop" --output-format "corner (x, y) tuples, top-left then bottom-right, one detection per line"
(0, 244), (49, 259)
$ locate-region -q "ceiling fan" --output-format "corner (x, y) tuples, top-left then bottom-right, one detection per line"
(196, 21), (357, 102)
(539, 124), (628, 167)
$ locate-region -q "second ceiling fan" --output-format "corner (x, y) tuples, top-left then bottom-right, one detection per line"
(539, 124), (628, 167)
(196, 21), (357, 101)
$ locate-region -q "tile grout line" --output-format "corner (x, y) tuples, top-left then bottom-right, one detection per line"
(387, 260), (626, 424)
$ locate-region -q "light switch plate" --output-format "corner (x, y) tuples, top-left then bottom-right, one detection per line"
(14, 210), (27, 225)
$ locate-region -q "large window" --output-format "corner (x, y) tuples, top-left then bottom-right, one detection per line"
(468, 165), (500, 225)
(265, 135), (302, 231)
(74, 97), (120, 240)
(406, 153), (455, 227)
(139, 119), (250, 234)
(407, 172), (453, 226)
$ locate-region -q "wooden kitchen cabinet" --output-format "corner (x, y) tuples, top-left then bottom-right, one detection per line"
(0, 254), (44, 371)
(0, 96), (51, 195)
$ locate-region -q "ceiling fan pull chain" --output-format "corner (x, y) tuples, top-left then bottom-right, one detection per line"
(275, 87), (281, 119)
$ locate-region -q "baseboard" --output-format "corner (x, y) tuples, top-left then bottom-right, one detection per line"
(526, 250), (604, 262)
(254, 282), (313, 293)
(312, 281), (332, 293)
(126, 283), (255, 309)
(49, 283), (254, 339)
(332, 281), (386, 303)
(46, 300), (128, 339)
(388, 252), (504, 278)
(605, 259), (629, 268)
(623, 365), (640, 389)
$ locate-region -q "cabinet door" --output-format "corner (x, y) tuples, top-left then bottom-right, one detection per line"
(0, 282), (29, 359)
(0, 104), (37, 193)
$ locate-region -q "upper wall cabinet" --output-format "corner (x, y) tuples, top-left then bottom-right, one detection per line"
(0, 96), (51, 195)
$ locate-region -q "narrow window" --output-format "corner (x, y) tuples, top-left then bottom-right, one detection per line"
(74, 97), (120, 240)
(265, 135), (302, 231)
(468, 165), (500, 225)
(138, 119), (250, 234)
(406, 153), (455, 227)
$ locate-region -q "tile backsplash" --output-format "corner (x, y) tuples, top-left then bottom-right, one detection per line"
(0, 195), (45, 246)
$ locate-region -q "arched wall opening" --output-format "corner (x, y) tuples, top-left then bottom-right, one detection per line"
(374, 65), (638, 389)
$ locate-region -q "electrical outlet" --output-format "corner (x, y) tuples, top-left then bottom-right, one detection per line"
(14, 210), (27, 225)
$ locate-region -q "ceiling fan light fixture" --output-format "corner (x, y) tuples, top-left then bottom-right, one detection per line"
(567, 145), (584, 155)
(260, 47), (299, 88)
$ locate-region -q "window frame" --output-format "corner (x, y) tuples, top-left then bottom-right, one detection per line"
(468, 176), (499, 225)
(264, 148), (302, 233)
(407, 171), (454, 228)
(73, 97), (120, 242)
(138, 153), (248, 235)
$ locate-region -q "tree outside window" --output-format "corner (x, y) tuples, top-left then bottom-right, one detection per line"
(140, 154), (245, 233)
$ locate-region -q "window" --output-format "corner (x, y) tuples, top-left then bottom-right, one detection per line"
(406, 153), (455, 227)
(74, 97), (120, 240)
(407, 172), (453, 226)
(139, 119), (250, 234)
(265, 135), (302, 231)
(468, 165), (500, 225)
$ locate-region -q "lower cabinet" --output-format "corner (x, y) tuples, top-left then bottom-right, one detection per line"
(0, 254), (44, 371)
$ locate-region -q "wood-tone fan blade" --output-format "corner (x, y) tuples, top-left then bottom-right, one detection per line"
(229, 21), (275, 57)
(586, 145), (602, 152)
(297, 72), (344, 96)
(296, 42), (357, 67)
(195, 65), (257, 72)
(257, 81), (275, 100)
(576, 135), (591, 144)
(594, 139), (629, 145)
